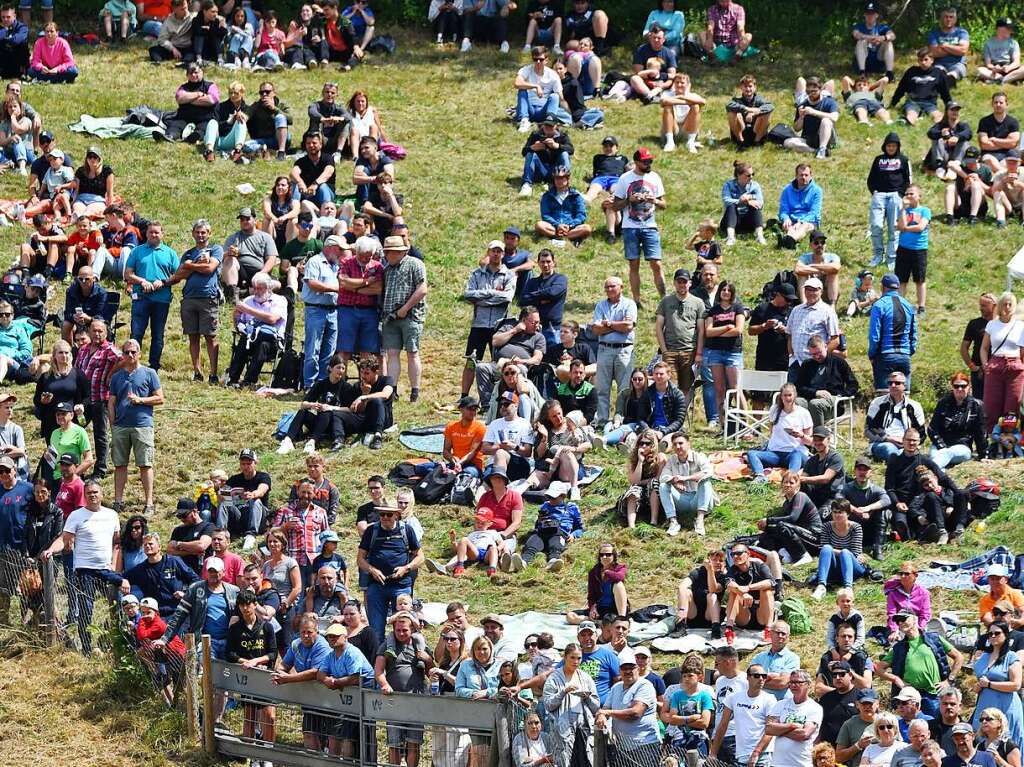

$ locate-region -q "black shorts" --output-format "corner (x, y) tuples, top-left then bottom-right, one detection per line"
(895, 246), (927, 283)
(464, 326), (495, 360)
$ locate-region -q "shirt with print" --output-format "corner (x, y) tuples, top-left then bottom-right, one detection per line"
(612, 170), (665, 229)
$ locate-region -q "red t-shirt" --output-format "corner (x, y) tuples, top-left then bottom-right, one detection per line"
(55, 475), (84, 520)
(67, 230), (103, 261)
(203, 551), (245, 586)
(476, 488), (523, 533)
(138, 0), (172, 20)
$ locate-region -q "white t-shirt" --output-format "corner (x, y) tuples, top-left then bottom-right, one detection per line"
(766, 406), (814, 452)
(724, 688), (777, 760)
(768, 696), (823, 767)
(63, 506), (120, 571)
(985, 318), (1023, 358)
(611, 170), (666, 229)
(861, 742), (903, 767)
(606, 678), (660, 744)
(516, 64), (563, 97)
(484, 416), (535, 449)
(714, 673), (743, 738)
(467, 528), (503, 552)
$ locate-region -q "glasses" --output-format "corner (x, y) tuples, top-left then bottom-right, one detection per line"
(788, 680), (809, 686)
(131, 524), (144, 530)
(888, 381), (905, 386)
(379, 512), (398, 518)
(503, 371), (518, 377)
(599, 552), (615, 558)
(525, 641), (538, 648)
(980, 716), (996, 722)
(731, 549), (748, 556)
(299, 222), (315, 229)
(831, 670), (849, 676)
(748, 672), (767, 679)
(638, 440), (654, 447)
(897, 571), (915, 576)
(988, 632), (1004, 638)
(443, 635), (459, 642)
(877, 725), (896, 731)
(259, 89), (273, 95)
(0, 313), (12, 318)
(125, 349), (139, 355)
(952, 383), (968, 389)
(532, 57), (546, 62)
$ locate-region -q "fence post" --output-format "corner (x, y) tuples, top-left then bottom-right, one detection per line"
(182, 633), (199, 745)
(40, 555), (57, 647)
(201, 634), (216, 757)
(595, 728), (608, 767)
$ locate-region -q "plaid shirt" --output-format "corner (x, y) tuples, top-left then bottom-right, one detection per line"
(75, 340), (122, 402)
(382, 255), (427, 322)
(337, 253), (384, 308)
(785, 300), (839, 365)
(271, 501), (329, 566)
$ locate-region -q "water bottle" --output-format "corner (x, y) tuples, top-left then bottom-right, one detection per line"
(763, 625), (772, 641)
(430, 676), (440, 696)
(724, 625), (735, 646)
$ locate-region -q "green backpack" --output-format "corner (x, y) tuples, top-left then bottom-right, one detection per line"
(780, 597), (813, 635)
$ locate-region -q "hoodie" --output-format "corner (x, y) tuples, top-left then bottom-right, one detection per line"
(867, 133), (912, 194)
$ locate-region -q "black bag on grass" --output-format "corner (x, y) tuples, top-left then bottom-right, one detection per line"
(413, 465), (456, 505)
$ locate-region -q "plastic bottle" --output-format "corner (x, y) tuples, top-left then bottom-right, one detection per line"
(724, 625), (735, 646)
(763, 625), (771, 641)
(431, 677), (440, 696)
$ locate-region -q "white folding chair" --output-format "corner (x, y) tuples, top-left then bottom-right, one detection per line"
(827, 396), (856, 449)
(722, 369), (789, 446)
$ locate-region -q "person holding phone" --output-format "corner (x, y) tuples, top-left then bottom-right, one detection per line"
(745, 383), (813, 482)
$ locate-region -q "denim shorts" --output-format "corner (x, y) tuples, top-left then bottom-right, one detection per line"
(704, 348), (743, 367)
(622, 227), (662, 261)
(590, 175), (619, 191)
(903, 99), (937, 116)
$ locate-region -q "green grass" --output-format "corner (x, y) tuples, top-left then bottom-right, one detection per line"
(0, 32), (1022, 764)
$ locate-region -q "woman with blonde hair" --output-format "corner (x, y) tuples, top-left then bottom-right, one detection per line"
(980, 292), (1024, 433)
(861, 711), (903, 767)
(812, 742), (839, 767)
(617, 428), (664, 528)
(430, 624), (472, 767)
(978, 707), (1022, 767)
(33, 339), (87, 444)
(456, 635), (499, 767)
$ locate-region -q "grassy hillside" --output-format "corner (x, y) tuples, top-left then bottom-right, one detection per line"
(0, 32), (1023, 764)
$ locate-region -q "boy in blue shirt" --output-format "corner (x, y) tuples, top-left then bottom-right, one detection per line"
(895, 184), (931, 315)
(515, 481), (582, 572)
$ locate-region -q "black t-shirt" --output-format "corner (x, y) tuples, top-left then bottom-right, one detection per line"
(592, 153), (628, 178)
(306, 376), (349, 406)
(170, 519), (215, 572)
(978, 113), (1021, 143)
(963, 316), (988, 366)
(350, 626), (380, 663)
(687, 565), (725, 596)
(632, 43), (676, 79)
(726, 561), (773, 592)
(803, 450), (846, 503)
(693, 239), (722, 265)
(816, 648), (871, 685)
(819, 688), (858, 745)
(294, 153), (336, 189)
(525, 0), (561, 29)
(544, 341), (595, 366)
(750, 301), (791, 371)
(75, 165), (114, 198)
(341, 375), (396, 426)
(704, 302), (745, 353)
(357, 501), (382, 526)
(227, 470), (273, 499)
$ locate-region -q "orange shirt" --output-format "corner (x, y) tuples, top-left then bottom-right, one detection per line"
(138, 0), (172, 19)
(979, 586), (1024, 618)
(444, 419), (487, 471)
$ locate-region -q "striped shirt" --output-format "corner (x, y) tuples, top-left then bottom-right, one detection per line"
(75, 340), (122, 402)
(819, 521), (863, 556)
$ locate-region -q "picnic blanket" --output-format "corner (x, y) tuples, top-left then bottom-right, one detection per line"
(916, 546), (1014, 591)
(69, 113), (167, 141)
(399, 426), (445, 453)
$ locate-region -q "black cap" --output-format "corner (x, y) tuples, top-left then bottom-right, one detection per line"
(602, 135), (618, 146)
(673, 268), (691, 282)
(864, 2), (879, 12)
(855, 455), (872, 468)
(946, 101), (962, 110)
(1007, 149), (1021, 160)
(55, 401), (74, 413)
(964, 146), (981, 159)
(239, 447), (257, 461)
(457, 395), (480, 409)
(540, 117), (557, 126)
(809, 229), (827, 243)
(39, 130), (54, 143)
(996, 18), (1014, 29)
(175, 497), (196, 516)
(58, 453), (77, 465)
(812, 426), (832, 438)
(774, 283), (798, 301)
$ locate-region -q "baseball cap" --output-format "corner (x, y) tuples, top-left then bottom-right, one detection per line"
(382, 235), (409, 252)
(577, 620), (598, 634)
(39, 130), (54, 143)
(204, 556), (225, 573)
(988, 563), (1009, 578)
(325, 623), (346, 637)
(855, 688), (878, 702)
(26, 275), (46, 289)
(545, 481), (570, 498)
(946, 101), (962, 110)
(894, 609), (917, 622)
(894, 687), (922, 702)
(996, 18), (1015, 30)
(457, 395), (480, 410)
(480, 613), (505, 628)
(140, 597), (159, 611)
(993, 599), (1016, 614)
(1006, 149), (1021, 161)
(855, 455), (872, 468)
(829, 660), (852, 672)
(86, 146), (102, 159)
(618, 648), (637, 666)
(601, 135), (618, 146)
(499, 390), (519, 407)
(0, 391), (17, 405)
(503, 226), (521, 238)
(633, 646), (651, 658)
(58, 453), (77, 466)
(120, 593), (140, 605)
(774, 283), (798, 301)
(634, 147), (654, 162)
(964, 146), (981, 159)
(540, 117), (557, 126)
(812, 426), (832, 438)
(864, 2), (878, 12)
(881, 273), (900, 289)
(952, 722), (975, 735)
(175, 498), (197, 517)
(809, 229), (827, 243)
(0, 456), (16, 471)
(673, 268), (691, 282)
(55, 401), (74, 413)
(804, 277), (823, 291)
(323, 234), (347, 249)
(237, 207), (257, 219)
(475, 508), (495, 523)
(487, 239), (505, 251)
(239, 448), (257, 461)
(320, 530), (340, 543)
(47, 148), (63, 159)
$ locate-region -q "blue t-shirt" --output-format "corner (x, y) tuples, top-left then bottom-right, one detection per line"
(797, 96), (839, 142)
(204, 590), (230, 641)
(319, 642), (376, 685)
(666, 686), (715, 739)
(899, 206), (931, 250)
(577, 645), (620, 704)
(650, 388), (668, 429)
(632, 42), (677, 79)
(358, 522), (420, 589)
(503, 249), (532, 300)
(283, 635), (332, 672)
(928, 26), (969, 68)
(181, 244), (223, 300)
(110, 366), (162, 428)
(750, 647), (801, 700)
(342, 3), (375, 37)
(853, 21), (891, 58)
(126, 243), (180, 304)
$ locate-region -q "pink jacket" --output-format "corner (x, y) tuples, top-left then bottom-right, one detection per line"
(30, 37), (75, 72)
(884, 576), (932, 632)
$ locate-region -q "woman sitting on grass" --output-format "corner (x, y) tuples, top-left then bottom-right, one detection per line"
(522, 399), (591, 499)
(28, 23), (78, 84)
(754, 470), (820, 566)
(616, 428), (664, 528)
(566, 542), (629, 625)
(810, 498), (867, 601)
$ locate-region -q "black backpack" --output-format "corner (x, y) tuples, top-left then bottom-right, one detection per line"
(412, 465), (457, 505)
(760, 270), (799, 303)
(271, 348), (304, 390)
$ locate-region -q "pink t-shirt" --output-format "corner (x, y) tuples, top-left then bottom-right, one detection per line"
(708, 2), (745, 47)
(203, 550), (245, 585)
(31, 37), (76, 73)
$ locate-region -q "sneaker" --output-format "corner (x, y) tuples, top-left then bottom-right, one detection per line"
(276, 437), (295, 455)
(663, 136), (676, 153)
(243, 535), (257, 552)
(666, 519), (681, 537)
(937, 530), (949, 545)
(710, 623), (722, 639)
(437, 33), (444, 44)
(811, 583), (827, 601)
(920, 523), (941, 543)
(291, 62), (307, 69)
(694, 516), (706, 536)
(941, 213), (954, 225)
(499, 551), (512, 572)
(780, 234), (797, 249)
(330, 439), (346, 452)
(605, 233), (616, 245)
(670, 622), (688, 638)
(570, 486), (581, 501)
(486, 566), (498, 578)
(425, 558), (448, 575)
(369, 433), (384, 450)
(460, 37), (472, 53)
(794, 552), (814, 566)
(871, 544), (884, 560)
(362, 433), (375, 447)
(510, 553), (525, 572)
(519, 182), (533, 197)
(522, 44), (531, 52)
(410, 388), (420, 402)
(517, 118), (531, 133)
(968, 215), (979, 226)
(452, 564), (466, 577)
(546, 558), (563, 572)
(112, 501), (125, 514)
(499, 41), (509, 53)
(707, 419), (720, 432)
(752, 475), (769, 485)
(509, 478), (530, 494)
(209, 374), (219, 385)
(815, 147), (828, 160)
(868, 254), (883, 267)
(307, 59), (319, 69)
(552, 45), (562, 56)
(192, 370), (203, 382)
(755, 233), (767, 245)
(203, 149), (214, 163)
(687, 140), (699, 154)
(592, 433), (606, 449)
(276, 150), (287, 161)
(725, 236), (736, 246)
(952, 525), (965, 540)
(143, 504), (155, 517)
(917, 306), (926, 317)
(303, 439), (316, 454)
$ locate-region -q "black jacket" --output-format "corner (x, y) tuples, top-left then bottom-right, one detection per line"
(926, 117), (972, 145)
(646, 382), (687, 434)
(866, 133), (912, 195)
(795, 354), (860, 402)
(890, 65), (950, 109)
(21, 499), (61, 558)
(927, 393), (986, 455)
(521, 129), (574, 166)
(884, 452), (953, 506)
(226, 618), (277, 664)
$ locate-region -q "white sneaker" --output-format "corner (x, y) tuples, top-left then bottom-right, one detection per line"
(755, 233), (767, 245)
(725, 236), (736, 246)
(666, 519), (681, 537)
(362, 432), (374, 447)
(811, 583), (827, 601)
(291, 62), (307, 70)
(552, 45), (562, 56)
(460, 37), (472, 53)
(499, 41), (510, 53)
(510, 553), (525, 572)
(546, 558), (563, 572)
(522, 44), (531, 52)
(687, 141), (699, 154)
(437, 33), (444, 44)
(663, 136), (676, 153)
(694, 515), (706, 536)
(425, 558), (448, 575)
(592, 433), (605, 449)
(815, 146), (828, 160)
(517, 118), (532, 133)
(570, 486), (581, 501)
(303, 439), (316, 454)
(242, 535), (257, 552)
(794, 552), (814, 566)
(276, 437), (294, 455)
(519, 182), (533, 197)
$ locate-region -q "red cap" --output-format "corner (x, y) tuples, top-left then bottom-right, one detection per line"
(475, 508), (495, 522)
(634, 147), (655, 162)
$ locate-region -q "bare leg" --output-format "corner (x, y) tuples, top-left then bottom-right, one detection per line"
(612, 580), (628, 615)
(628, 259), (641, 303)
(407, 351), (421, 390)
(188, 334), (201, 372)
(650, 260), (665, 297)
(113, 465), (128, 503)
(206, 335), (219, 376)
(140, 466), (154, 506)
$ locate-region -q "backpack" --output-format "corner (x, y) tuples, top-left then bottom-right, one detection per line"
(273, 411), (296, 441)
(966, 478), (1001, 519)
(760, 270), (799, 303)
(412, 464), (457, 505)
(779, 597), (812, 635)
(366, 519), (417, 558)
(766, 124), (797, 145)
(388, 461), (423, 487)
(449, 472), (481, 507)
(271, 348), (304, 390)
(528, 363), (558, 400)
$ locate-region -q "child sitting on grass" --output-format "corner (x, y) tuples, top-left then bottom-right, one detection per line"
(425, 508), (508, 578)
(100, 0), (137, 43)
(846, 270), (878, 317)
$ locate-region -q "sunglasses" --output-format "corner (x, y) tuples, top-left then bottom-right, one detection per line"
(503, 371), (518, 377)
(299, 222), (315, 229)
(889, 381), (905, 386)
(599, 552), (615, 558)
(638, 440), (654, 447)
(0, 313), (12, 318)
(831, 670), (849, 676)
(731, 550), (748, 556)
(532, 57), (546, 62)
(443, 635), (459, 641)
(259, 89), (273, 95)
(988, 632), (1004, 638)
(952, 383), (968, 389)
(877, 725), (896, 731)
(748, 672), (767, 679)
(897, 571), (915, 576)
(525, 641), (538, 648)
(980, 716), (996, 722)
(379, 512), (398, 518)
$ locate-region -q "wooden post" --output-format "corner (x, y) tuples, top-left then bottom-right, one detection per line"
(40, 555), (57, 647)
(183, 634), (198, 745)
(201, 634), (216, 757)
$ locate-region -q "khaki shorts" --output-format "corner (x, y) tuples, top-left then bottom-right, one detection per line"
(111, 426), (155, 468)
(381, 317), (422, 353)
(180, 296), (220, 336)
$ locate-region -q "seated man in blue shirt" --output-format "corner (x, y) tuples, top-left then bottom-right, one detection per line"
(535, 165), (591, 248)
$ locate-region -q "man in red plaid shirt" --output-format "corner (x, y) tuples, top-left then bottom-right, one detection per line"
(271, 481), (330, 584)
(74, 318), (121, 480)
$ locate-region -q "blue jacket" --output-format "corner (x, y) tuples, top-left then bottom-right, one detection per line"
(63, 281), (109, 324)
(540, 188), (587, 228)
(868, 289), (918, 358)
(778, 180), (822, 225)
(722, 178), (764, 215)
(124, 554), (200, 616)
(0, 20), (28, 45)
(0, 322), (32, 365)
(534, 500), (584, 538)
(521, 271), (569, 328)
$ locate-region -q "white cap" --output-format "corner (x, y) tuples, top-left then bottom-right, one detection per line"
(140, 597), (159, 611)
(633, 646), (651, 658)
(487, 240), (505, 251)
(205, 556), (225, 573)
(804, 277), (824, 290)
(545, 481), (571, 498)
(618, 647), (637, 666)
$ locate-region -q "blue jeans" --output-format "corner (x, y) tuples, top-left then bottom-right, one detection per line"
(815, 545), (867, 588)
(366, 581), (412, 642)
(242, 113), (289, 153)
(870, 441), (902, 461)
(141, 19), (162, 37)
(701, 362), (717, 423)
(515, 90), (560, 122)
(920, 693), (939, 719)
(871, 353), (912, 391)
(302, 305), (338, 388)
(869, 191), (901, 264)
(622, 227), (662, 261)
(602, 422), (641, 445)
(74, 567), (123, 655)
(658, 479), (713, 519)
(2, 140), (33, 165)
(130, 296), (170, 370)
(292, 182), (335, 205)
(227, 29), (254, 58)
(929, 444), (972, 469)
(255, 50), (281, 69)
(746, 448), (807, 476)
(27, 65), (78, 83)
(522, 151), (569, 184)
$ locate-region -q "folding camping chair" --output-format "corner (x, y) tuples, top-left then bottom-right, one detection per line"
(722, 369), (789, 446)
